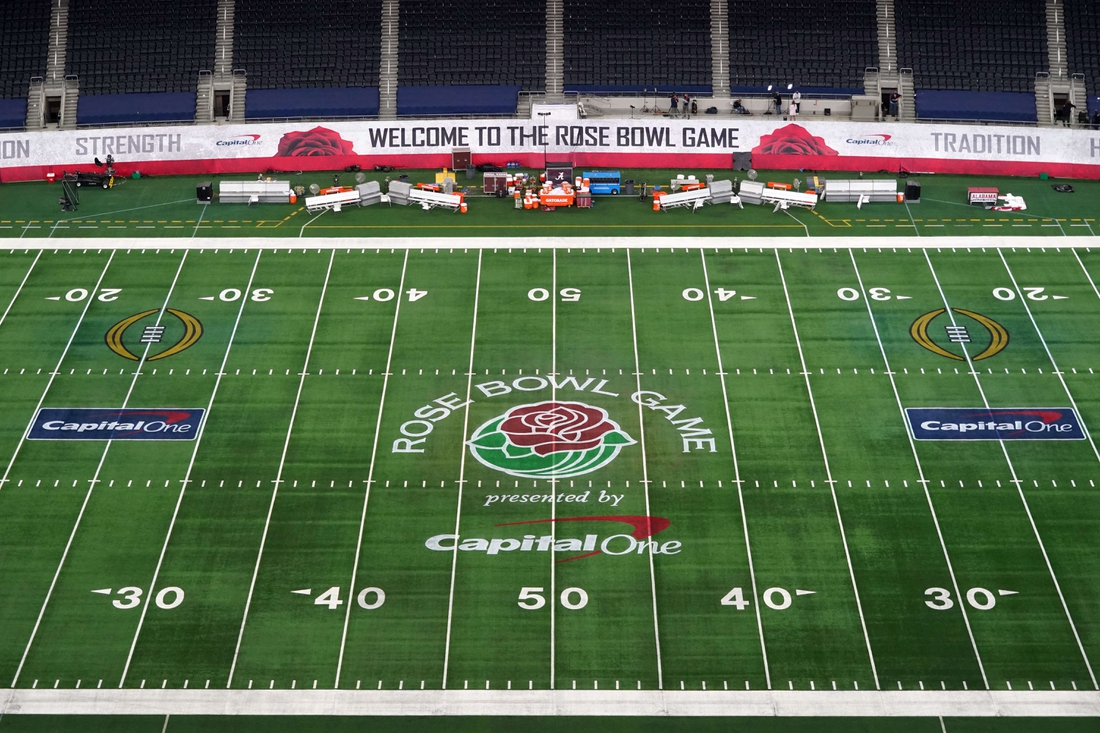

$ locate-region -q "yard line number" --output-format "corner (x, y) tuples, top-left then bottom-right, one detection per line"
(517, 586), (588, 610)
(837, 287), (909, 301)
(528, 288), (581, 302)
(92, 586), (184, 609)
(54, 288), (122, 302)
(355, 289), (427, 302)
(991, 287), (1066, 301)
(292, 587), (387, 610)
(721, 586), (814, 610)
(925, 587), (1018, 610)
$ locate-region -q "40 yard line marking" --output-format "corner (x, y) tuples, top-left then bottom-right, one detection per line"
(700, 250), (770, 689)
(626, 249), (664, 690)
(0, 251), (115, 499)
(12, 249), (190, 687)
(227, 248), (336, 689)
(922, 250), (1098, 690)
(119, 249), (264, 687)
(441, 249), (483, 690)
(849, 249), (989, 689)
(0, 251), (41, 332)
(774, 248), (880, 690)
(334, 249), (409, 688)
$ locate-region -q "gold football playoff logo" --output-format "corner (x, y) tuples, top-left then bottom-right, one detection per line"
(105, 309), (203, 361)
(910, 308), (1008, 361)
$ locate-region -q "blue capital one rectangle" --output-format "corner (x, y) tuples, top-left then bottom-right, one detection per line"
(28, 407), (205, 441)
(906, 407), (1085, 441)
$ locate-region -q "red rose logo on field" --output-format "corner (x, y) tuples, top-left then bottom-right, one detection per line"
(276, 126), (355, 157)
(752, 124), (838, 156)
(501, 402), (619, 456)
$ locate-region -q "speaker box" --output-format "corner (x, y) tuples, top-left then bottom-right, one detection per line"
(905, 179), (921, 203)
(732, 152), (752, 171)
(196, 182), (213, 203)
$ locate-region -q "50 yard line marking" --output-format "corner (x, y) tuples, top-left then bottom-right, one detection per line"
(227, 248), (336, 688)
(774, 248), (880, 690)
(441, 249), (483, 690)
(625, 250), (664, 690)
(12, 248), (189, 687)
(922, 250), (1098, 690)
(119, 249), (264, 687)
(334, 249), (409, 688)
(700, 250), (770, 689)
(848, 249), (989, 689)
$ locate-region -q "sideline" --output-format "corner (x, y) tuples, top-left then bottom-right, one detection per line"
(1, 688), (1099, 717)
(0, 235), (1098, 251)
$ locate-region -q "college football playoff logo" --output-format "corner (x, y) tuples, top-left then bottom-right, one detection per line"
(467, 401), (635, 478)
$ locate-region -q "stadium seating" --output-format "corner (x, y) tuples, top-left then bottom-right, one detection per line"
(563, 0), (711, 92)
(726, 1), (876, 93)
(1063, 0), (1100, 115)
(0, 2), (51, 105)
(895, 0), (1047, 95)
(234, 0), (382, 91)
(66, 0), (217, 95)
(398, 1), (545, 90)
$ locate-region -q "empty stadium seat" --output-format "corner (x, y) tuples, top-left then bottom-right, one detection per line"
(1064, 0), (1100, 115)
(0, 2), (52, 101)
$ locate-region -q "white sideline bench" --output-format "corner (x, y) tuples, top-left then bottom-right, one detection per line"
(219, 180), (292, 204)
(408, 188), (463, 212)
(657, 188), (712, 212)
(305, 190), (361, 213)
(760, 188), (818, 211)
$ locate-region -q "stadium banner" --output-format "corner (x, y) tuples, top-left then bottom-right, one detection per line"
(2, 117), (1100, 181)
(28, 407), (205, 441)
(906, 407), (1086, 441)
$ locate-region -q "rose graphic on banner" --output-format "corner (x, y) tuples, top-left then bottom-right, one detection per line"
(752, 124), (838, 156)
(468, 401), (635, 478)
(276, 126), (355, 157)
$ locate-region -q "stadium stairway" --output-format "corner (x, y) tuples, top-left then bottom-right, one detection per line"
(25, 0), (71, 130)
(710, 0), (730, 98)
(379, 0), (398, 119)
(1036, 0), (1086, 127)
(545, 0), (564, 101)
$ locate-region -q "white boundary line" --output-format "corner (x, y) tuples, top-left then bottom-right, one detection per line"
(920, 250), (1099, 690)
(0, 250), (42, 332)
(11, 248), (190, 686)
(847, 248), (989, 689)
(334, 249), (410, 688)
(699, 249), (770, 689)
(549, 248), (557, 690)
(774, 248), (881, 690)
(441, 249), (483, 689)
(625, 249), (664, 690)
(226, 248), (336, 688)
(119, 249), (265, 687)
(2, 688), (1098, 717)
(0, 251), (116, 496)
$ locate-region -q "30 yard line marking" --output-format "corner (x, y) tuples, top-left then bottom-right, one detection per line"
(335, 249), (409, 688)
(441, 248), (483, 690)
(227, 248), (336, 688)
(922, 250), (1098, 690)
(119, 249), (264, 687)
(626, 249), (664, 690)
(0, 250), (41, 333)
(849, 249), (989, 689)
(700, 250), (770, 689)
(774, 248), (880, 690)
(12, 249), (189, 687)
(0, 251), (115, 500)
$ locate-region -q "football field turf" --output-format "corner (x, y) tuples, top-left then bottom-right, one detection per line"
(1, 239), (1100, 719)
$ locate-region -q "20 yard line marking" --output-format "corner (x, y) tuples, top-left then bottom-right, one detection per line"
(12, 249), (189, 687)
(0, 251), (42, 333)
(774, 248), (880, 690)
(119, 250), (264, 687)
(700, 250), (770, 689)
(922, 251), (1098, 690)
(626, 250), (664, 690)
(441, 249), (483, 690)
(334, 249), (409, 688)
(849, 249), (989, 689)
(0, 251), (115, 500)
(227, 249), (336, 688)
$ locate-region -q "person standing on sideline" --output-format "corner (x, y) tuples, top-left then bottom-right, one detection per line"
(788, 97), (798, 119)
(682, 92), (691, 116)
(773, 91), (782, 115)
(889, 90), (901, 117)
(670, 92), (679, 114)
(792, 89), (801, 114)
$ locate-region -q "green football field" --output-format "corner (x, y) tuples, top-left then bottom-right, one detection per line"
(1, 240), (1100, 702)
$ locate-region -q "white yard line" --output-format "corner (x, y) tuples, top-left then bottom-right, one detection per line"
(550, 247), (557, 690)
(119, 249), (265, 687)
(2, 687), (1098, 717)
(1071, 249), (1100, 302)
(334, 250), (409, 688)
(298, 210), (327, 238)
(191, 205), (207, 239)
(773, 248), (880, 690)
(699, 249), (770, 689)
(996, 250), (1100, 467)
(783, 209), (810, 237)
(441, 249), (483, 689)
(625, 249), (664, 690)
(226, 249), (336, 688)
(848, 249), (989, 689)
(0, 250), (42, 332)
(11, 249), (189, 687)
(921, 250), (1098, 690)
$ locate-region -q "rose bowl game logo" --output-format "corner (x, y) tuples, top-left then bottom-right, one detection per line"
(276, 126), (355, 157)
(467, 401), (635, 478)
(751, 124), (838, 156)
